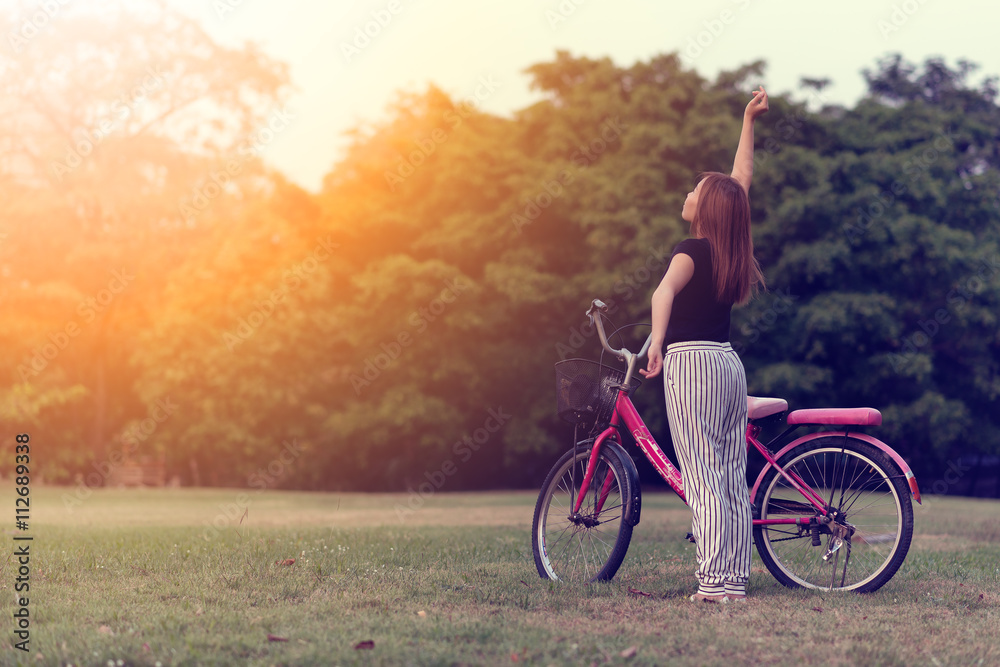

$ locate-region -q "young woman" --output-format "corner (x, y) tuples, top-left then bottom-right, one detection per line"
(639, 86), (768, 603)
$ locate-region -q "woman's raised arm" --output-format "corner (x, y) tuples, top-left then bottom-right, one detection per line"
(731, 85), (769, 194)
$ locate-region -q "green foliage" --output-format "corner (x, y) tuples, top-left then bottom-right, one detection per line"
(2, 17), (998, 492)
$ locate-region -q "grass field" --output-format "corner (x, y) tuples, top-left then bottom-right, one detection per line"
(0, 485), (998, 666)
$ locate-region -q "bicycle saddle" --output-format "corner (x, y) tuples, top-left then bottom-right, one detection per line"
(747, 396), (788, 420)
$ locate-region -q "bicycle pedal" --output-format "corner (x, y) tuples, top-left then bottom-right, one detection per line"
(685, 532), (696, 544)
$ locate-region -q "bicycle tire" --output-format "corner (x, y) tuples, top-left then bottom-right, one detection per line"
(532, 441), (635, 583)
(753, 436), (914, 593)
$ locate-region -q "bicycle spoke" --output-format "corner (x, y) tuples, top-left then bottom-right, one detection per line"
(545, 520), (577, 553)
(798, 455), (826, 506)
(601, 503), (625, 516)
(576, 532), (590, 580)
(588, 526), (615, 551)
(840, 541), (852, 588)
(838, 482), (879, 515)
(843, 490), (896, 517)
(584, 532), (603, 572)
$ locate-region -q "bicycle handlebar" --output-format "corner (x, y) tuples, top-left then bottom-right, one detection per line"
(586, 299), (653, 367)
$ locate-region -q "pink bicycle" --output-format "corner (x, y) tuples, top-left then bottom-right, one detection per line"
(532, 299), (921, 592)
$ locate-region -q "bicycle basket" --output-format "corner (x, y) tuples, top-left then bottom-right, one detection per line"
(554, 359), (641, 427)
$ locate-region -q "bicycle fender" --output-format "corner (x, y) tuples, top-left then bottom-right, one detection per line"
(604, 441), (642, 527)
(750, 432), (922, 505)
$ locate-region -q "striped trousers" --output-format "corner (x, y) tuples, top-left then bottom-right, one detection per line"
(663, 341), (752, 597)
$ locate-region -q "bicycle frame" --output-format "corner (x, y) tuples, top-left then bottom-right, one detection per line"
(573, 388), (864, 527)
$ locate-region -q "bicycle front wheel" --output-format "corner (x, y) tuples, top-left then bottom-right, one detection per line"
(532, 443), (634, 583)
(753, 436), (914, 593)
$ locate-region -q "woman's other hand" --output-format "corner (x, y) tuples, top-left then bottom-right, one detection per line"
(640, 346), (663, 379)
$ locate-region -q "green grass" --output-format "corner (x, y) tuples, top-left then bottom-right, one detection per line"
(1, 486), (998, 666)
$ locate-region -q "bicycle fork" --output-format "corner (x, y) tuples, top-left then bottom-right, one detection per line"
(570, 429), (641, 527)
(572, 431), (614, 519)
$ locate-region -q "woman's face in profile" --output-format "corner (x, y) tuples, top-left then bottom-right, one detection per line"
(682, 179), (704, 225)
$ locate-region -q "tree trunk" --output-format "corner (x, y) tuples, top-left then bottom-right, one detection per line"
(92, 351), (106, 462)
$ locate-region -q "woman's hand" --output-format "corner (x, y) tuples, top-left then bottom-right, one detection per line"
(745, 85), (768, 121)
(639, 346), (663, 379)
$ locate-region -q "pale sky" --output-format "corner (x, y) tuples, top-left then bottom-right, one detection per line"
(167, 0), (1000, 192)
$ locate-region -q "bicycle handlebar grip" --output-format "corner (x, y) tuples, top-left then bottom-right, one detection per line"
(586, 298), (621, 358)
(586, 299), (609, 319)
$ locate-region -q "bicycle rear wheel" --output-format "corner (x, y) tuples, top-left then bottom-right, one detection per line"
(532, 442), (634, 583)
(753, 436), (913, 592)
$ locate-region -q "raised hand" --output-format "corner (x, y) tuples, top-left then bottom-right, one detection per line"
(745, 85), (768, 121)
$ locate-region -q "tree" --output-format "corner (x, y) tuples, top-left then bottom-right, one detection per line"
(740, 55), (1000, 482)
(0, 0), (289, 480)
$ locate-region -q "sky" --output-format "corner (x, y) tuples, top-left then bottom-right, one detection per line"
(166, 0), (1000, 193)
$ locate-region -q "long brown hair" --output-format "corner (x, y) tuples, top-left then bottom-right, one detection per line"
(691, 172), (765, 304)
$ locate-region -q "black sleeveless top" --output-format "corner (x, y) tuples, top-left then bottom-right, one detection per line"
(664, 238), (733, 346)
